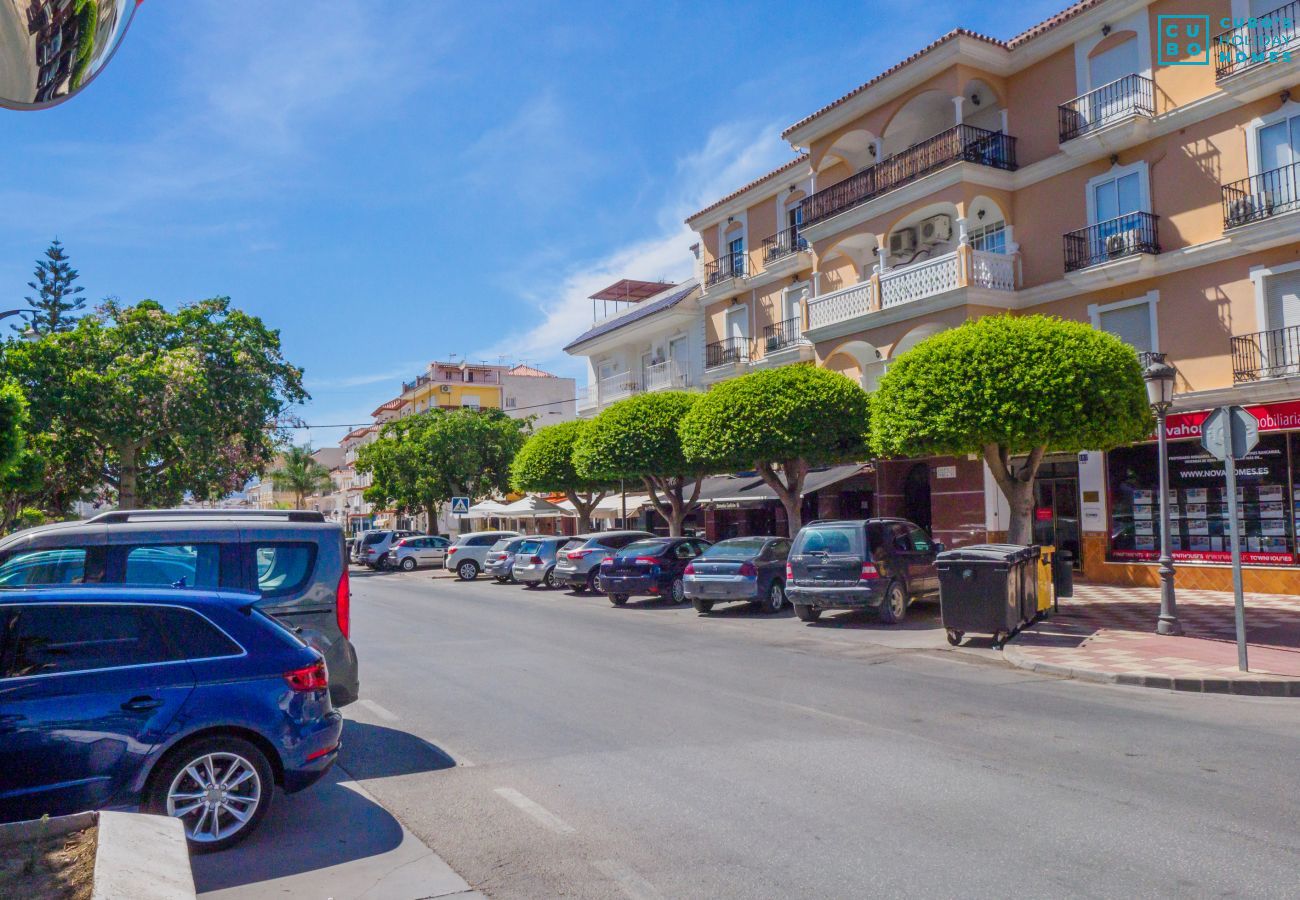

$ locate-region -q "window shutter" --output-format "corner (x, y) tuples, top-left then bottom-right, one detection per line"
(1264, 270), (1300, 331)
(1098, 303), (1153, 351)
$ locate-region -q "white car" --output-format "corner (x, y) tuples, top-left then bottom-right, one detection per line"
(390, 535), (451, 571)
(446, 530), (519, 580)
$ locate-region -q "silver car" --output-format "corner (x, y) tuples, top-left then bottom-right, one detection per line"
(485, 536), (529, 582)
(447, 530), (519, 580)
(511, 536), (570, 588)
(390, 535), (451, 571)
(553, 531), (655, 593)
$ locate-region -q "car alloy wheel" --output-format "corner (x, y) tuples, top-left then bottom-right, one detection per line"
(400, 557), (417, 572)
(767, 581), (785, 613)
(165, 750), (263, 847)
(458, 561), (478, 580)
(670, 578), (685, 604)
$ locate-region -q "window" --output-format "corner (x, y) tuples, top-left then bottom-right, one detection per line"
(725, 305), (748, 342)
(728, 236), (745, 275)
(125, 544), (220, 589)
(152, 607), (242, 660)
(2, 605), (171, 678)
(1263, 270), (1300, 332)
(1088, 37), (1138, 90)
(906, 526), (933, 553)
(1092, 171), (1142, 224)
(1257, 114), (1300, 172)
(0, 548), (93, 586)
(969, 223), (1006, 254)
(463, 396), (481, 410)
(253, 544), (314, 596)
(1092, 294), (1157, 352)
(890, 524), (914, 552)
(795, 527), (856, 555)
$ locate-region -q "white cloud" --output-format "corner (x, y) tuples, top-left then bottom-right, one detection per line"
(476, 120), (795, 374)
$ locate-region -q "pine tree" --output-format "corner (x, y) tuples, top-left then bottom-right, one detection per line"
(18, 239), (86, 335)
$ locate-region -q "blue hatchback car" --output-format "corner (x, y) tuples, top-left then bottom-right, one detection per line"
(0, 587), (342, 851)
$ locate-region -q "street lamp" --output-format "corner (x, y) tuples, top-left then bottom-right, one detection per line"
(1143, 352), (1181, 636)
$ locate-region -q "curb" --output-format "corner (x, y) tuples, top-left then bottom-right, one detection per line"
(1002, 645), (1300, 696)
(92, 811), (195, 900)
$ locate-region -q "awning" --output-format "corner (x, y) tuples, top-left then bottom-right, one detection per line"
(555, 494), (651, 517)
(497, 496), (573, 517)
(467, 500), (509, 516)
(696, 464), (871, 507)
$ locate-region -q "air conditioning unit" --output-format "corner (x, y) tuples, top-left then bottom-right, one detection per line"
(1105, 231), (1134, 257)
(439, 384), (452, 393)
(888, 228), (916, 256)
(1229, 192), (1274, 225)
(918, 215), (952, 245)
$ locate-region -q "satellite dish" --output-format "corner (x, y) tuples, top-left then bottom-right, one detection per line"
(0, 0), (143, 110)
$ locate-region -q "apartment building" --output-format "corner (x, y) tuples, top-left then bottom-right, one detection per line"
(564, 0), (1300, 592)
(396, 359), (575, 422)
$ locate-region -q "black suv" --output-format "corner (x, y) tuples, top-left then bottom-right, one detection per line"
(0, 509), (359, 707)
(786, 518), (941, 624)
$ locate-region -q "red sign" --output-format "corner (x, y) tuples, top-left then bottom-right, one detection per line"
(1035, 507), (1053, 521)
(1159, 399), (1300, 441)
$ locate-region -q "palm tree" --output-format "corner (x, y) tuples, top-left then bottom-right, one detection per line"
(270, 444), (332, 510)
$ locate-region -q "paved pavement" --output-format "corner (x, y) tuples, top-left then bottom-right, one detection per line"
(1007, 583), (1300, 694)
(238, 566), (1300, 899)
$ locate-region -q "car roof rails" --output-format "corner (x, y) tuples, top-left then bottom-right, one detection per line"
(88, 509), (327, 525)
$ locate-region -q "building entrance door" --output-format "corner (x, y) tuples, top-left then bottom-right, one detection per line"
(1032, 459), (1081, 568)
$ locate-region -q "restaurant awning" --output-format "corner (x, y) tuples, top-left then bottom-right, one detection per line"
(497, 496), (573, 517)
(554, 494), (651, 517)
(695, 464), (871, 507)
(467, 499), (509, 516)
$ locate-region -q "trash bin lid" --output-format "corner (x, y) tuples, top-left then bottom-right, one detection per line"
(936, 543), (1038, 564)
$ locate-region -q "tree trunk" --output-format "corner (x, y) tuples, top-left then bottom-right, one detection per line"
(426, 501), (439, 534)
(566, 489), (606, 533)
(756, 458), (808, 537)
(644, 475), (703, 536)
(983, 443), (1045, 545)
(117, 441), (140, 510)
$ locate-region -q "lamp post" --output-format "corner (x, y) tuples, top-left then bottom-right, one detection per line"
(1143, 352), (1181, 636)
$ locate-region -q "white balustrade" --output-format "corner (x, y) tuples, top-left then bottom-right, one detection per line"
(880, 251), (960, 308)
(643, 359), (687, 392)
(969, 249), (1016, 291)
(596, 370), (638, 403)
(807, 283), (872, 330)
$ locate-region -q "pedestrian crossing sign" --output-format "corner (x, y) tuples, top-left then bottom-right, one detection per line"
(450, 496), (470, 516)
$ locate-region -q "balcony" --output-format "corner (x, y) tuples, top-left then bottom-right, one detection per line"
(1062, 212), (1160, 273)
(642, 359), (689, 391)
(1222, 160), (1300, 228)
(1214, 1), (1299, 80)
(1232, 325), (1300, 382)
(762, 316), (806, 354)
(705, 336), (750, 369)
(402, 369), (500, 393)
(596, 369), (638, 404)
(705, 252), (748, 289)
(761, 225), (808, 265)
(1057, 74), (1155, 145)
(805, 248), (1017, 336)
(800, 124), (1017, 228)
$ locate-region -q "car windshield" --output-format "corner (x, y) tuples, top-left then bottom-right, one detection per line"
(517, 540), (542, 554)
(489, 538), (515, 551)
(699, 538), (768, 559)
(361, 533), (385, 546)
(794, 527), (859, 555)
(616, 539), (669, 558)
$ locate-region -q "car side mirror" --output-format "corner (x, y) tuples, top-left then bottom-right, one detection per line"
(932, 542), (945, 554)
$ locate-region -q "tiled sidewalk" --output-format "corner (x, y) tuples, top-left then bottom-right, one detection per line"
(1004, 583), (1300, 695)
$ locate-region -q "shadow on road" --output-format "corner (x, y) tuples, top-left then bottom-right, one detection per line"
(339, 719), (459, 779)
(189, 768), (403, 892)
(806, 603), (943, 632)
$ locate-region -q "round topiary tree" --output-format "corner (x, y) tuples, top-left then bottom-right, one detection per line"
(511, 419), (610, 532)
(573, 391), (705, 536)
(870, 314), (1152, 544)
(679, 365), (871, 536)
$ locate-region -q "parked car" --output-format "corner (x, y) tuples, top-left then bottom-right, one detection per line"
(786, 518), (942, 624)
(553, 530), (655, 593)
(357, 529), (420, 569)
(350, 530), (377, 564)
(0, 509), (360, 708)
(684, 536), (793, 614)
(446, 530), (519, 580)
(510, 536), (569, 588)
(485, 536), (529, 582)
(0, 586), (342, 852)
(389, 535), (450, 571)
(598, 536), (711, 606)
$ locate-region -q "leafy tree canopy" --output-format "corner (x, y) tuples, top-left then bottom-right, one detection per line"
(512, 419), (609, 531)
(271, 444), (333, 510)
(573, 391), (702, 481)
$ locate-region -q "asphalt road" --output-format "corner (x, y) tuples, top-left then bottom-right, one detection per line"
(332, 569), (1299, 899)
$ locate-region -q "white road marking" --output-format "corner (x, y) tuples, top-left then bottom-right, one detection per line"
(356, 698), (399, 722)
(493, 787), (576, 834)
(592, 859), (663, 900)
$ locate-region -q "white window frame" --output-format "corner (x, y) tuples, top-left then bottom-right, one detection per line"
(724, 304), (749, 342)
(1073, 11), (1152, 95)
(1246, 99), (1300, 177)
(1088, 290), (1160, 352)
(1249, 259), (1300, 332)
(1085, 160), (1151, 225)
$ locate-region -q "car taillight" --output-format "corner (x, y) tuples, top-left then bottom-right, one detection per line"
(634, 556), (660, 565)
(785, 562), (794, 583)
(738, 561), (757, 577)
(530, 555), (542, 564)
(284, 659), (329, 692)
(860, 562), (880, 581)
(447, 546), (458, 555)
(567, 549), (592, 560)
(683, 562), (695, 575)
(336, 567), (350, 638)
(395, 539), (407, 547)
(600, 558), (613, 568)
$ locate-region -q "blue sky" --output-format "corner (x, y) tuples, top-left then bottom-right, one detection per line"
(0, 0), (1068, 447)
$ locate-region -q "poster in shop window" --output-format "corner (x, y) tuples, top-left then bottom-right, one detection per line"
(1106, 433), (1297, 566)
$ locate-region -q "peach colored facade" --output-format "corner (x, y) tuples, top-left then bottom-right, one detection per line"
(684, 0), (1300, 592)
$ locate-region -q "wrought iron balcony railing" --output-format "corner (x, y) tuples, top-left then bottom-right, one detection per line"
(705, 252), (747, 287)
(1222, 160), (1300, 228)
(705, 336), (750, 368)
(1058, 73), (1155, 142)
(1232, 325), (1300, 382)
(1214, 0), (1300, 79)
(1062, 211), (1160, 272)
(762, 317), (803, 354)
(800, 124), (1017, 226)
(761, 225), (808, 264)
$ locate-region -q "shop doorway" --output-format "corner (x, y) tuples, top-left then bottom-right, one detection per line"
(1032, 459), (1081, 567)
(902, 463), (931, 533)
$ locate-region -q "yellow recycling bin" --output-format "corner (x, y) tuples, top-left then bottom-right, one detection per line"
(1036, 545), (1055, 613)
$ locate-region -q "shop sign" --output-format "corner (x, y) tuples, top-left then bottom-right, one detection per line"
(1159, 399), (1300, 441)
(1035, 507), (1053, 521)
(935, 465), (957, 479)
